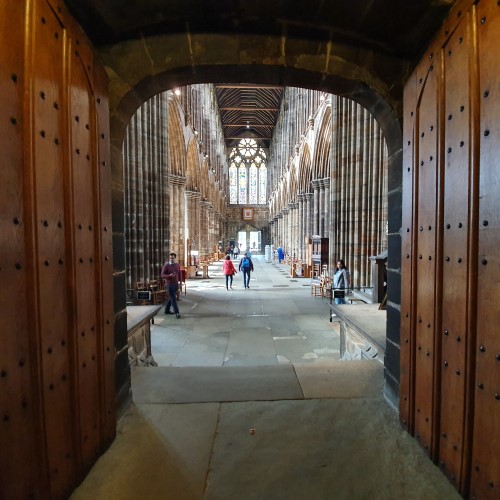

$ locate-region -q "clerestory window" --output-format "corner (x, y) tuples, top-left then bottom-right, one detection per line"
(229, 139), (267, 205)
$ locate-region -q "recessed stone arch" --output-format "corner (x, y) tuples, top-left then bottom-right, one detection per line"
(186, 138), (200, 191)
(312, 105), (333, 180)
(298, 144), (312, 194)
(107, 45), (404, 412)
(167, 98), (186, 177)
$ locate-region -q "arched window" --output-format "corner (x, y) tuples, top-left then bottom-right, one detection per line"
(229, 164), (238, 203)
(228, 139), (267, 205)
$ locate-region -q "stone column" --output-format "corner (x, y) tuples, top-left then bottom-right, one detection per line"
(288, 203), (295, 258)
(294, 202), (300, 259)
(198, 199), (210, 255)
(169, 175), (186, 265)
(305, 193), (313, 264)
(311, 179), (321, 236)
(323, 177), (331, 244)
(184, 190), (201, 265)
(297, 194), (305, 260)
(207, 204), (215, 254)
(277, 213), (283, 250)
(319, 178), (329, 236)
(282, 208), (290, 257)
(305, 193), (313, 241)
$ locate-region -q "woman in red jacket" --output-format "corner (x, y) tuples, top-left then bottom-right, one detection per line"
(222, 254), (237, 290)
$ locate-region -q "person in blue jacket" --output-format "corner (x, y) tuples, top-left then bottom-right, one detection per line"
(277, 246), (284, 263)
(238, 252), (254, 288)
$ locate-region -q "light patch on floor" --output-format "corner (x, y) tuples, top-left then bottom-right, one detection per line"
(313, 347), (340, 355)
(272, 335), (307, 340)
(302, 352), (319, 359)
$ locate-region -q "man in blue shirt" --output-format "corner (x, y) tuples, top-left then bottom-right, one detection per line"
(238, 252), (254, 288)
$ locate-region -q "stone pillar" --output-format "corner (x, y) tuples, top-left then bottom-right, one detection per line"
(277, 213), (283, 251)
(288, 203), (295, 258)
(207, 204), (215, 254)
(198, 200), (210, 255)
(293, 202), (300, 258)
(323, 177), (331, 243)
(319, 180), (326, 236)
(297, 194), (305, 260)
(319, 178), (330, 236)
(169, 175), (186, 266)
(185, 190), (201, 265)
(305, 192), (313, 264)
(282, 208), (290, 257)
(219, 214), (226, 246)
(305, 192), (313, 241)
(311, 179), (321, 236)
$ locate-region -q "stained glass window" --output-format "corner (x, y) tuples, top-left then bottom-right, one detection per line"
(229, 164), (237, 203)
(249, 164), (258, 204)
(228, 139), (267, 205)
(238, 165), (247, 204)
(259, 165), (267, 204)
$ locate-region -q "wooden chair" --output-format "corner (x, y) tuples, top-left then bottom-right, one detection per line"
(135, 281), (151, 304)
(179, 268), (187, 295)
(312, 262), (320, 278)
(149, 279), (167, 305)
(311, 276), (325, 297)
(322, 277), (333, 299)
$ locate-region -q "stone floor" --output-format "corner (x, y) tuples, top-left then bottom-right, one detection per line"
(70, 256), (460, 500)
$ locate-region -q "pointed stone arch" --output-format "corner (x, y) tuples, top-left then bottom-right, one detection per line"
(312, 105), (332, 180)
(288, 163), (299, 204)
(107, 53), (403, 418)
(168, 97), (186, 177)
(298, 144), (312, 194)
(186, 138), (200, 191)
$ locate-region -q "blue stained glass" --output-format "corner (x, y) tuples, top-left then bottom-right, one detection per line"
(249, 165), (257, 204)
(259, 165), (267, 203)
(239, 166), (247, 204)
(229, 165), (237, 204)
(228, 139), (267, 204)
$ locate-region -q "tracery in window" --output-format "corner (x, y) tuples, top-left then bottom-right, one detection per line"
(249, 164), (258, 204)
(259, 165), (267, 204)
(238, 165), (247, 204)
(229, 164), (237, 203)
(228, 139), (267, 205)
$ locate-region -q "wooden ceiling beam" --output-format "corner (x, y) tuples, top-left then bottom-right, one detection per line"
(222, 124), (274, 127)
(215, 84), (283, 89)
(219, 107), (279, 111)
(225, 136), (272, 139)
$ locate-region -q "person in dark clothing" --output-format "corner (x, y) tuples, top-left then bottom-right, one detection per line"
(238, 252), (254, 289)
(161, 252), (182, 318)
(333, 259), (349, 305)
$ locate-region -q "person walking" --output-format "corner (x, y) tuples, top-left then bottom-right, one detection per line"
(238, 252), (254, 288)
(277, 245), (284, 263)
(222, 254), (237, 290)
(161, 252), (182, 318)
(233, 245), (239, 259)
(333, 259), (349, 305)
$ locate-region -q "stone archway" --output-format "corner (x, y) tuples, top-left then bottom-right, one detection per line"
(107, 53), (404, 411)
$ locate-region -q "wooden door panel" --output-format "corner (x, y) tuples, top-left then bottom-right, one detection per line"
(32, 2), (76, 496)
(0, 2), (43, 498)
(0, 1), (114, 497)
(414, 63), (439, 454)
(400, 72), (417, 431)
(439, 18), (471, 488)
(93, 63), (117, 446)
(69, 48), (101, 470)
(470, 1), (500, 498)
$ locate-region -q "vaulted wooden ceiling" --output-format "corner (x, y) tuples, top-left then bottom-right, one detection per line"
(64, 0), (456, 151)
(214, 84), (283, 149)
